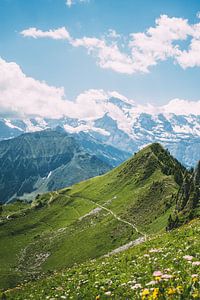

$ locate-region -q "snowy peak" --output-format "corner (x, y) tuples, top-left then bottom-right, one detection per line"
(0, 95), (200, 167)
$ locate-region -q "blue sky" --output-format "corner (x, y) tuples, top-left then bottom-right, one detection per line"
(0, 0), (200, 108)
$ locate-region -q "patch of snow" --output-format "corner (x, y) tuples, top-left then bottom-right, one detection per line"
(4, 119), (23, 131)
(47, 171), (52, 179)
(23, 119), (46, 132)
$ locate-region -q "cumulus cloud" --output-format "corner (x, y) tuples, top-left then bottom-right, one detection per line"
(162, 99), (200, 115)
(20, 14), (200, 74)
(129, 14), (192, 72)
(0, 57), (199, 120)
(20, 27), (134, 74)
(132, 99), (200, 116)
(71, 36), (135, 74)
(176, 38), (200, 68)
(0, 58), (128, 119)
(0, 57), (72, 118)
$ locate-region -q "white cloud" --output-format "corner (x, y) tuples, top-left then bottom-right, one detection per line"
(66, 0), (73, 7)
(20, 13), (200, 74)
(63, 123), (110, 136)
(176, 38), (200, 68)
(129, 14), (192, 72)
(71, 36), (135, 74)
(0, 57), (72, 118)
(107, 29), (121, 39)
(66, 0), (90, 8)
(0, 57), (199, 121)
(132, 99), (200, 116)
(0, 58), (127, 120)
(162, 98), (200, 115)
(21, 27), (71, 40)
(20, 27), (134, 74)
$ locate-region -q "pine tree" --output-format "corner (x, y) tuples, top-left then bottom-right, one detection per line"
(171, 160), (200, 228)
(166, 214), (174, 231)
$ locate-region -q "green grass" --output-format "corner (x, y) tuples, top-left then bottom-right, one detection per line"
(4, 218), (200, 299)
(0, 144), (184, 291)
(0, 201), (30, 217)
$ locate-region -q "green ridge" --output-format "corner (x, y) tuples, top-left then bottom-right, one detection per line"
(0, 143), (186, 291)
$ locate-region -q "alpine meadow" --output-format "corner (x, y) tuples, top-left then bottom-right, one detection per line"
(0, 1), (200, 299)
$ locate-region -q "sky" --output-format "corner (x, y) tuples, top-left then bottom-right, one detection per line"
(0, 0), (200, 119)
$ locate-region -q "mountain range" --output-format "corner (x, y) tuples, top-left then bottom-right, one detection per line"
(0, 129), (121, 203)
(0, 95), (200, 168)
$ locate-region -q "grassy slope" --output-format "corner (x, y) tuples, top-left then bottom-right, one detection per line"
(0, 144), (182, 290)
(5, 218), (200, 299)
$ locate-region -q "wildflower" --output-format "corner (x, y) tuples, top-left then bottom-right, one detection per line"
(149, 249), (162, 253)
(177, 286), (183, 294)
(162, 274), (173, 280)
(183, 255), (193, 261)
(141, 288), (150, 299)
(192, 274), (198, 278)
(104, 291), (111, 296)
(164, 268), (171, 272)
(192, 290), (200, 298)
(131, 283), (142, 289)
(96, 296), (100, 300)
(153, 271), (163, 277)
(192, 261), (200, 266)
(192, 276), (198, 283)
(167, 287), (176, 295)
(152, 288), (159, 299)
(120, 283), (126, 287)
(146, 280), (157, 286)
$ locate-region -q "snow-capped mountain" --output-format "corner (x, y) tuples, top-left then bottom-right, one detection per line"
(0, 94), (200, 167)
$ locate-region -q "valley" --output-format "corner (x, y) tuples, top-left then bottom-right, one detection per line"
(0, 129), (120, 203)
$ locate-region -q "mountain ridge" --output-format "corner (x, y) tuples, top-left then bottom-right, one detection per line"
(0, 95), (199, 167)
(0, 143), (186, 290)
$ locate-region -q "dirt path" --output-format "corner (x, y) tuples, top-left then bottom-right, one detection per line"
(51, 192), (147, 253)
(86, 197), (147, 240)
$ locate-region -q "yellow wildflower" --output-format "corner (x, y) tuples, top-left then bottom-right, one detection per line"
(152, 288), (159, 299)
(96, 296), (100, 300)
(192, 277), (198, 282)
(141, 288), (150, 299)
(167, 287), (176, 295)
(177, 285), (183, 294)
(192, 290), (200, 299)
(155, 276), (162, 282)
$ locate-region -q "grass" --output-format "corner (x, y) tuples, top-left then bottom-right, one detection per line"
(4, 218), (200, 299)
(0, 144), (183, 291)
